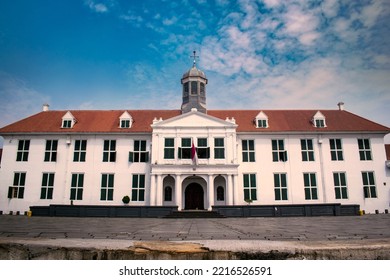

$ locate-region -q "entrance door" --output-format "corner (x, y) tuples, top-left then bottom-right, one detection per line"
(185, 183), (204, 210)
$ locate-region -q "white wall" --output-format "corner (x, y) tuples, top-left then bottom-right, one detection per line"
(0, 131), (388, 214)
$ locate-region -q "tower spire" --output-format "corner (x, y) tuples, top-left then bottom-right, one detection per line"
(190, 50), (199, 67)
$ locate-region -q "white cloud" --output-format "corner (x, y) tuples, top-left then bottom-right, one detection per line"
(162, 16), (178, 26)
(263, 0), (282, 9)
(85, 0), (108, 13)
(0, 72), (50, 128)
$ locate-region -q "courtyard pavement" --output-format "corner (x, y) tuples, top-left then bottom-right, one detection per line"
(0, 214), (389, 259)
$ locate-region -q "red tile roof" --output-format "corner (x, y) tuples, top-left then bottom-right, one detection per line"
(385, 145), (390, 160)
(0, 109), (389, 135)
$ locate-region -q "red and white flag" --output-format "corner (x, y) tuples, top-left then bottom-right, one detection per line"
(191, 139), (198, 165)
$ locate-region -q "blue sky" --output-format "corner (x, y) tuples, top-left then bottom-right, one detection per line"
(0, 0), (389, 143)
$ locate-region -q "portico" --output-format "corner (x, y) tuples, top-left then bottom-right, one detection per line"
(149, 164), (239, 211)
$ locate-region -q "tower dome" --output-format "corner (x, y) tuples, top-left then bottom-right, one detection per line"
(181, 51), (208, 114)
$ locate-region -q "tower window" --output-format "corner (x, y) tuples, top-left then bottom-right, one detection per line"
(184, 82), (189, 95)
(191, 81), (197, 95)
(200, 83), (205, 95)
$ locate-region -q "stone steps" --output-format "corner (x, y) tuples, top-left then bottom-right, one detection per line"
(164, 210), (225, 219)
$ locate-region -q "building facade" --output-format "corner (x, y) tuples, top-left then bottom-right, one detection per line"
(0, 63), (389, 215)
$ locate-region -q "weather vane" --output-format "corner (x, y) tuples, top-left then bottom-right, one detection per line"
(190, 50), (199, 67)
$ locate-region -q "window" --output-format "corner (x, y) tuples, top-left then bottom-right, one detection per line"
(272, 139), (288, 162)
(62, 120), (72, 128)
(242, 140), (255, 162)
(274, 173), (288, 201)
(74, 140), (87, 162)
(183, 82), (189, 95)
(243, 174), (257, 201)
(41, 173), (54, 199)
(70, 173), (84, 200)
(178, 138), (191, 159)
(362, 171), (377, 198)
(312, 111), (326, 128)
(255, 111), (268, 128)
(61, 111), (76, 128)
(119, 111), (133, 128)
(121, 119), (130, 128)
(16, 140), (30, 161)
(164, 138), (175, 159)
(257, 119), (268, 128)
(100, 174), (114, 201)
(217, 186), (225, 201)
(164, 186), (172, 201)
(191, 81), (197, 95)
(8, 172), (26, 199)
(304, 173), (318, 200)
(315, 119), (325, 128)
(103, 140), (116, 162)
(358, 139), (372, 161)
(301, 139), (314, 161)
(333, 172), (348, 199)
(214, 138), (225, 159)
(44, 140), (58, 162)
(132, 174), (145, 201)
(200, 82), (205, 95)
(330, 139), (343, 161)
(129, 140), (149, 162)
(197, 138), (209, 159)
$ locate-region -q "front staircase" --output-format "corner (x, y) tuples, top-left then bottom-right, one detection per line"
(164, 210), (225, 219)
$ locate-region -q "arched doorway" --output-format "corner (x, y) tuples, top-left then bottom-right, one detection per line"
(185, 183), (204, 210)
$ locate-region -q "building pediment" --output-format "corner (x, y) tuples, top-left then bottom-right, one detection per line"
(151, 109), (237, 129)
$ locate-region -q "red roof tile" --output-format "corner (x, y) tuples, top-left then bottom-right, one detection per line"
(0, 109), (389, 135)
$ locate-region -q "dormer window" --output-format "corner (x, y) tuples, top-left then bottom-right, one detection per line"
(119, 111), (133, 128)
(312, 111), (326, 128)
(62, 111), (76, 129)
(121, 120), (130, 128)
(62, 120), (72, 128)
(255, 111), (268, 128)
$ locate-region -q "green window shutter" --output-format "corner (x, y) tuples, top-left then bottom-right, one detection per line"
(131, 190), (138, 201)
(40, 188), (46, 199)
(370, 187), (377, 198)
(107, 189), (113, 200)
(251, 189), (257, 200)
(178, 147), (182, 159)
(18, 187), (25, 199)
(8, 187), (13, 198)
(145, 152), (149, 162)
(335, 188), (341, 199)
(100, 189), (106, 200)
(129, 152), (134, 162)
(244, 189), (250, 200)
(275, 189), (280, 200)
(77, 189), (83, 200)
(47, 188), (53, 199)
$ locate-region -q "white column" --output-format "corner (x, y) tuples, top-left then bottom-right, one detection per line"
(233, 174), (238, 205)
(156, 175), (163, 206)
(150, 174), (156, 206)
(208, 174), (214, 211)
(175, 174), (182, 211)
(227, 174), (233, 205)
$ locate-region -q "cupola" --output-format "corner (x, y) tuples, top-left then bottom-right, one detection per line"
(181, 51), (208, 114)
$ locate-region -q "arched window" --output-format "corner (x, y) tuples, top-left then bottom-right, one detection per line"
(217, 186), (224, 201)
(164, 186), (172, 201)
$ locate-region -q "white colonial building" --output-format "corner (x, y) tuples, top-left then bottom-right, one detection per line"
(0, 61), (389, 216)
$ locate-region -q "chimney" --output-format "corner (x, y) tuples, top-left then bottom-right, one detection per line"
(337, 102), (345, 111)
(42, 104), (50, 112)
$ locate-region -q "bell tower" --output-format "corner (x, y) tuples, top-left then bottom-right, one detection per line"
(181, 51), (208, 114)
